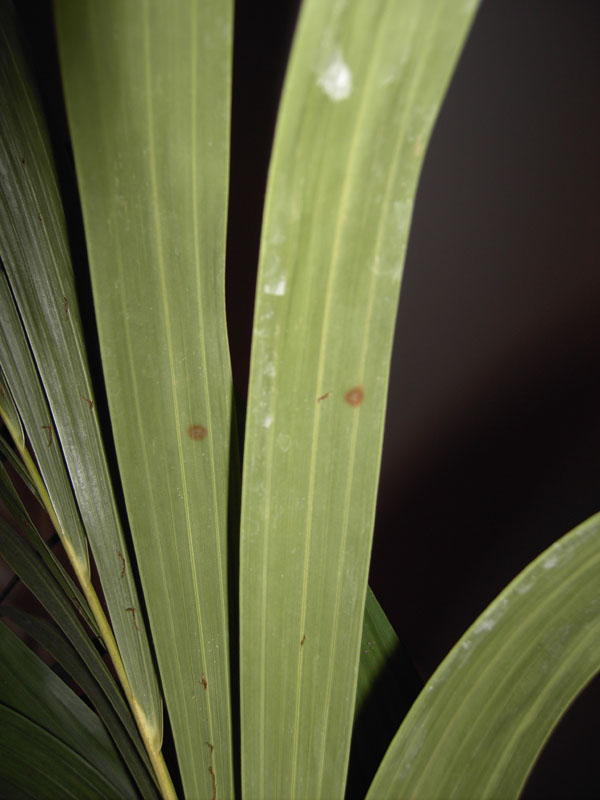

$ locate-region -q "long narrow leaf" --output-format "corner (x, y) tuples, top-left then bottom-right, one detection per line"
(0, 704), (129, 800)
(0, 434), (42, 504)
(55, 1), (235, 797)
(0, 272), (89, 576)
(0, 516), (153, 781)
(0, 458), (98, 637)
(0, 606), (159, 798)
(239, 0), (480, 797)
(0, 367), (24, 449)
(0, 620), (139, 800)
(366, 512), (600, 798)
(0, 0), (162, 745)
(347, 588), (422, 799)
(355, 587), (420, 720)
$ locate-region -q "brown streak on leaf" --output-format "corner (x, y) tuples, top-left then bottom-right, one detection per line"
(208, 766), (217, 800)
(125, 607), (140, 630)
(317, 392), (330, 403)
(82, 396), (94, 411)
(117, 550), (126, 578)
(42, 425), (53, 447)
(202, 673), (208, 690)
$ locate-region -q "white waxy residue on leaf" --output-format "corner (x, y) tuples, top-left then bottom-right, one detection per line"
(317, 49), (353, 101)
(264, 277), (286, 296)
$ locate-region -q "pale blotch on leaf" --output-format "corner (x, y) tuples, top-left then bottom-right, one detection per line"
(264, 277), (286, 296)
(278, 433), (291, 453)
(317, 49), (353, 102)
(262, 413), (273, 429)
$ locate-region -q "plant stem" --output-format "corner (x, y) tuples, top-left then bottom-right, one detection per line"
(76, 572), (177, 800)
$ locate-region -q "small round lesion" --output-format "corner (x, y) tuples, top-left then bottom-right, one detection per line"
(344, 386), (363, 406)
(188, 424), (208, 440)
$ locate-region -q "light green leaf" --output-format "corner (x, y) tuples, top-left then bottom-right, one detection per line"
(55, 1), (235, 797)
(0, 0), (161, 745)
(0, 620), (139, 800)
(239, 0), (479, 797)
(366, 513), (600, 799)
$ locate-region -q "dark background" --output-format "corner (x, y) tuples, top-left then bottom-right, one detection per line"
(4, 0), (600, 796)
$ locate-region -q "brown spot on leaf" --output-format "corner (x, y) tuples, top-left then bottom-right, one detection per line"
(317, 392), (330, 403)
(344, 386), (363, 406)
(188, 424), (208, 441)
(301, 634), (306, 647)
(202, 673), (208, 690)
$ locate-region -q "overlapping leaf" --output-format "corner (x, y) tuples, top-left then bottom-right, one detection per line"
(0, 0), (161, 748)
(0, 620), (140, 799)
(55, 1), (235, 797)
(1, 606), (158, 798)
(366, 513), (600, 798)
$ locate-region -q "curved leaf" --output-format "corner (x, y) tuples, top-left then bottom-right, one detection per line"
(0, 515), (153, 783)
(0, 620), (139, 800)
(1, 606), (159, 799)
(239, 0), (480, 797)
(0, 705), (127, 800)
(366, 513), (600, 799)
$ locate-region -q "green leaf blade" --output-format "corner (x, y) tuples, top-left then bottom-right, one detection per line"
(0, 367), (24, 450)
(0, 273), (89, 575)
(0, 705), (127, 800)
(1, 606), (159, 799)
(0, 0), (161, 743)
(0, 620), (140, 800)
(239, 1), (480, 798)
(55, 1), (235, 796)
(366, 513), (600, 799)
